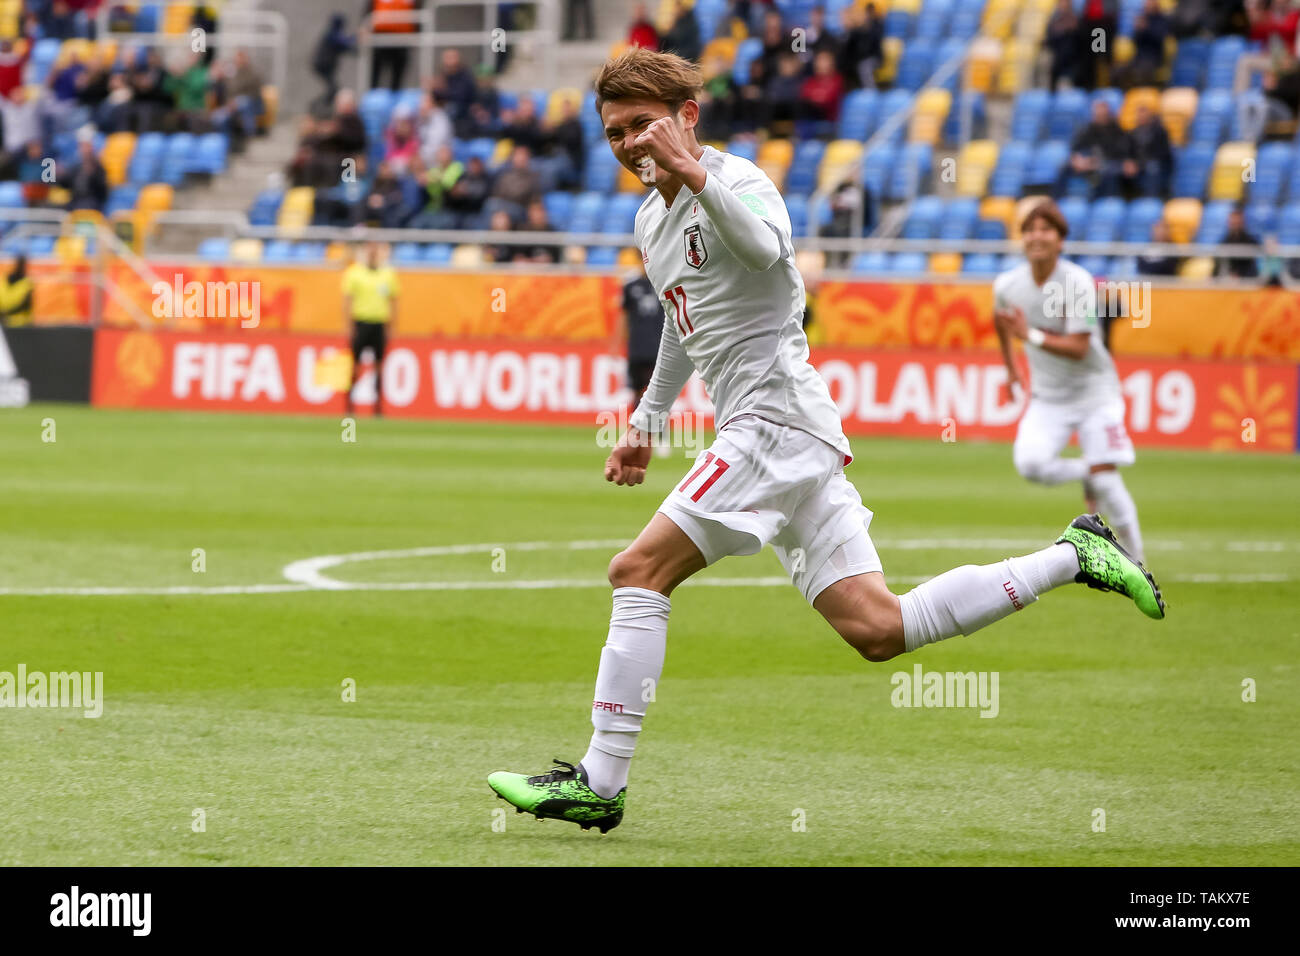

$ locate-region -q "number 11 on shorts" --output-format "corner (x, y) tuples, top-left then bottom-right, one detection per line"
(678, 451), (730, 502)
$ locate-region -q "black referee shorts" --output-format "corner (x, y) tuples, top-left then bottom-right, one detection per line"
(351, 321), (387, 363)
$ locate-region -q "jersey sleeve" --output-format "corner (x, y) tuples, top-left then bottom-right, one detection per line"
(692, 164), (789, 272)
(626, 313), (695, 436)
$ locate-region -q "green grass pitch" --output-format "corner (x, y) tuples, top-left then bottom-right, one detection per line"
(0, 403), (1296, 865)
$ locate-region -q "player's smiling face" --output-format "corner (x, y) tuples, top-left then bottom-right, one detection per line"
(601, 97), (678, 185)
(1022, 217), (1063, 266)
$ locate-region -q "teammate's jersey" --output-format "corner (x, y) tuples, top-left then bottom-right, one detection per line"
(993, 257), (1120, 405)
(627, 145), (851, 462)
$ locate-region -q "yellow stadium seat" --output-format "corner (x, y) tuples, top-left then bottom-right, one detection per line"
(54, 236), (86, 263)
(617, 247), (642, 268)
(966, 37), (1001, 93)
(60, 38), (92, 64)
(491, 138), (514, 167)
(956, 140), (999, 197)
(982, 0), (1020, 41)
(259, 85), (278, 131)
(1163, 198), (1202, 243)
(818, 139), (863, 191)
(100, 132), (135, 187)
(277, 186), (314, 229)
(137, 183), (173, 215)
(890, 0), (923, 14)
(230, 239), (263, 263)
(701, 37), (738, 67)
(982, 196), (1020, 236)
(451, 244), (483, 268)
(545, 87), (583, 125)
(325, 241), (350, 261)
(757, 138), (794, 189)
(877, 37), (902, 85)
(1179, 256), (1215, 279)
(164, 3), (194, 35)
(997, 39), (1035, 94)
(1160, 87), (1197, 146)
(929, 252), (962, 274)
(909, 87), (951, 144)
(1210, 142), (1255, 201)
(1120, 87), (1162, 130)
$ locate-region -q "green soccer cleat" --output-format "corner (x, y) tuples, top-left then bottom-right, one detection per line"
(1057, 513), (1166, 620)
(488, 759), (625, 833)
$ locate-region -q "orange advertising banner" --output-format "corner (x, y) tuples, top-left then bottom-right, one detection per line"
(31, 264), (1300, 362)
(91, 328), (1298, 453)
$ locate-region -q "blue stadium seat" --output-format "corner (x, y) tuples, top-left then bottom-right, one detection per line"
(786, 139), (827, 194)
(890, 252), (930, 275)
(160, 133), (196, 185)
(582, 146), (619, 192)
(1027, 139), (1070, 188)
(105, 185), (140, 217)
(1244, 203), (1277, 238)
(1196, 200), (1234, 243)
(1011, 90), (1050, 142)
(883, 9), (913, 39)
(262, 240), (295, 262)
(1206, 36), (1248, 90)
(568, 192), (606, 233)
(838, 88), (879, 140)
(1109, 256), (1138, 278)
(0, 181), (26, 208)
(1089, 87), (1123, 119)
(726, 137), (758, 162)
(294, 243), (327, 262)
(586, 246), (618, 266)
(895, 41), (936, 92)
(901, 195), (945, 239)
(424, 243), (453, 264)
(191, 133), (228, 175)
(1189, 89), (1232, 146)
(851, 251), (890, 274)
(876, 89), (913, 144)
(1075, 255), (1110, 276)
(29, 38), (61, 85)
(732, 38), (763, 85)
(603, 194), (642, 234)
(1252, 141), (1291, 205)
(1277, 204), (1300, 244)
(694, 0), (727, 42)
(248, 188), (283, 226)
(973, 218), (1007, 240)
(937, 197), (979, 240)
(1058, 197), (1090, 236)
(942, 91), (985, 144)
(1173, 143), (1215, 198)
(860, 143), (897, 197)
(1084, 197), (1126, 242)
(542, 191), (574, 230)
(962, 252), (1000, 275)
(785, 194), (810, 237)
(1047, 88), (1090, 141)
(393, 242), (423, 264)
(1123, 197), (1165, 242)
(197, 237), (230, 261)
(989, 140), (1031, 197)
(1170, 39), (1209, 88)
(948, 5), (982, 40)
(887, 143), (932, 200)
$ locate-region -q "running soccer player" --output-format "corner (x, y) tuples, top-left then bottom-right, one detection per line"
(993, 201), (1146, 562)
(488, 49), (1164, 833)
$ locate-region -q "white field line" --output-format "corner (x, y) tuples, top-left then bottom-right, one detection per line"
(0, 537), (1294, 597)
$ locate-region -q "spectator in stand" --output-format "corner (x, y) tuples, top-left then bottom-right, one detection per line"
(733, 58), (769, 134)
(485, 208), (518, 263)
(1218, 206), (1260, 278)
(191, 3), (218, 67)
(15, 140), (51, 204)
(766, 52), (803, 133)
(660, 1), (702, 62)
(0, 39), (30, 102)
(0, 86), (41, 154)
(564, 0), (595, 41)
(758, 9), (789, 81)
(444, 154), (490, 227)
(227, 50), (266, 138)
(802, 5), (841, 66)
(129, 49), (172, 132)
(470, 65), (501, 117)
(383, 107), (420, 174)
(1121, 0), (1171, 89)
(488, 145), (542, 223)
(1077, 0), (1118, 90)
(456, 100), (498, 139)
(698, 54), (736, 140)
(627, 3), (660, 50)
(64, 136), (108, 211)
(1046, 0), (1080, 91)
(1248, 0), (1300, 53)
(166, 53), (212, 132)
(1064, 99), (1131, 197)
(93, 72), (134, 134)
(417, 91), (452, 167)
(823, 179), (872, 266)
(363, 160), (410, 227)
(370, 0), (417, 91)
(434, 49), (476, 123)
(1238, 55), (1300, 141)
(408, 143), (462, 228)
(40, 0), (78, 40)
(45, 52), (89, 138)
(312, 13), (355, 111)
(1126, 103), (1172, 197)
(539, 98), (584, 189)
(516, 199), (562, 263)
(839, 4), (883, 90)
(800, 49), (845, 126)
(1137, 220), (1180, 276)
(500, 95), (543, 153)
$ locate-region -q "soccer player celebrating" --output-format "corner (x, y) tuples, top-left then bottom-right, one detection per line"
(488, 50), (1164, 833)
(993, 201), (1146, 562)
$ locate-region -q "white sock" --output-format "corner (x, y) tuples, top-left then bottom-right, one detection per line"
(580, 586), (669, 799)
(1018, 456), (1090, 485)
(1088, 469), (1144, 563)
(899, 544), (1080, 652)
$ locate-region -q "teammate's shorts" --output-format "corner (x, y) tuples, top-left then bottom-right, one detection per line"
(1014, 397), (1136, 468)
(656, 414), (882, 604)
(351, 321), (387, 363)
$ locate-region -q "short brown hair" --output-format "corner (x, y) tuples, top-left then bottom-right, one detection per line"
(593, 47), (703, 118)
(1020, 199), (1069, 238)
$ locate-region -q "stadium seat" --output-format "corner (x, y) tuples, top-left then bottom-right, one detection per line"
(1010, 89), (1050, 142)
(1120, 87), (1162, 130)
(731, 38), (762, 85)
(837, 88), (880, 140)
(105, 184), (140, 217)
(909, 87), (951, 144)
(1123, 197), (1165, 243)
(954, 139), (997, 197)
(424, 243), (453, 264)
(818, 139), (863, 191)
(887, 143), (932, 200)
(1046, 88), (1089, 141)
(859, 143), (897, 198)
(1276, 204), (1300, 244)
(191, 133), (229, 176)
(902, 195), (945, 239)
(197, 237), (230, 261)
(937, 197), (980, 240)
(961, 252), (1001, 275)
(1163, 198), (1203, 243)
(1058, 197), (1090, 237)
(248, 188), (284, 227)
(1244, 203), (1277, 238)
(1189, 89), (1232, 147)
(1170, 38), (1209, 88)
(1205, 36), (1247, 90)
(973, 217), (1007, 240)
(989, 140), (1031, 197)
(1089, 87), (1124, 120)
(896, 41), (936, 92)
(1172, 143), (1215, 198)
(137, 183), (173, 215)
(785, 194), (810, 238)
(542, 191), (574, 231)
(0, 181), (25, 208)
(942, 91), (985, 144)
(1179, 256), (1216, 279)
(1084, 197), (1127, 242)
(586, 246), (618, 266)
(1075, 255), (1110, 277)
(229, 238), (263, 263)
(890, 252), (930, 275)
(726, 137), (758, 163)
(1026, 140), (1070, 189)
(851, 251), (890, 274)
(1209, 142), (1254, 201)
(277, 186), (314, 230)
(392, 242), (423, 264)
(1195, 200), (1234, 244)
(997, 38), (1037, 94)
(568, 192), (606, 233)
(262, 239), (295, 263)
(1252, 142), (1291, 206)
(787, 139), (827, 194)
(603, 194), (642, 234)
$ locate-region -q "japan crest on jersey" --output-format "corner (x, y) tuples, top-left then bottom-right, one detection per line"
(683, 223), (708, 269)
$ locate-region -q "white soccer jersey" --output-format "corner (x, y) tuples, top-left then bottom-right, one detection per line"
(993, 257), (1121, 405)
(627, 145), (851, 462)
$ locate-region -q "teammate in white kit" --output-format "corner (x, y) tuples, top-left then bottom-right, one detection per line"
(993, 201), (1145, 562)
(488, 50), (1165, 832)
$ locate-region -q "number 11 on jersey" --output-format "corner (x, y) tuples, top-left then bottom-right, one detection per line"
(664, 285), (693, 336)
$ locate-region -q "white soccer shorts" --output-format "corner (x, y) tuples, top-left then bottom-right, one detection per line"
(656, 414), (882, 604)
(1013, 397), (1137, 470)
